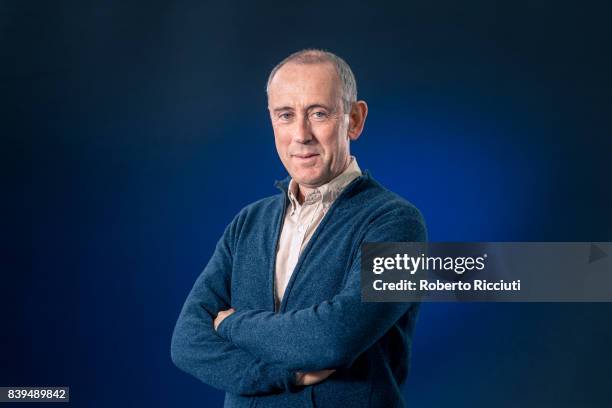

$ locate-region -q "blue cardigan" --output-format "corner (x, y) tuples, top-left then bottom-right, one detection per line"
(171, 172), (427, 407)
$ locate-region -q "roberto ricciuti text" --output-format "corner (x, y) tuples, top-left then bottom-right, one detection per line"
(373, 279), (521, 292)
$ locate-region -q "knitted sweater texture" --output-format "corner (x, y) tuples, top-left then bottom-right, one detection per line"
(171, 172), (427, 407)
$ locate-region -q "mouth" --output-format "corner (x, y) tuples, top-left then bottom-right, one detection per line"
(292, 153), (319, 164)
(292, 153), (319, 159)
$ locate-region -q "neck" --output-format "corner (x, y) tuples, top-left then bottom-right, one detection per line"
(295, 156), (351, 204)
(296, 185), (315, 205)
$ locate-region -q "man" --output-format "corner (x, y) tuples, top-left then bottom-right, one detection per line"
(171, 49), (426, 407)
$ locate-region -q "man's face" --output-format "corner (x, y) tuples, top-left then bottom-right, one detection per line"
(267, 62), (351, 189)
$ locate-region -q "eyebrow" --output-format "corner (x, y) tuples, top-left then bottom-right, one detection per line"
(272, 104), (334, 113)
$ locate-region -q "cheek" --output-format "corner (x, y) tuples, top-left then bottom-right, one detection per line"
(316, 124), (344, 155)
(273, 130), (290, 152)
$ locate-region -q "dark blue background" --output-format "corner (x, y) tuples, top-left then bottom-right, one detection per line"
(3, 1), (611, 407)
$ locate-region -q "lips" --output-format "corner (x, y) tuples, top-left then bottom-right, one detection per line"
(292, 153), (319, 159)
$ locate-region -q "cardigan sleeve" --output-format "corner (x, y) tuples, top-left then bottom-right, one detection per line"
(170, 216), (297, 395)
(216, 208), (427, 372)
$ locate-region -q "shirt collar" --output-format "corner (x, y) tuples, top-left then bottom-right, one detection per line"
(287, 156), (362, 212)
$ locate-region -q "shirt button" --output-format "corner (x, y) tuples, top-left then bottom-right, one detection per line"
(298, 225), (304, 233)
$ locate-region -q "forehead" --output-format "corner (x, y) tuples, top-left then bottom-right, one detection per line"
(267, 62), (342, 108)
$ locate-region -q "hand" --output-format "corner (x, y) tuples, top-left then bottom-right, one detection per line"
(214, 308), (235, 331)
(295, 369), (336, 386)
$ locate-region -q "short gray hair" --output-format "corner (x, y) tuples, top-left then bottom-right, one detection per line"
(266, 49), (357, 112)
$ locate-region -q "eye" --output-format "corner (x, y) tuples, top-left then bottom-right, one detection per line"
(278, 112), (293, 121)
(312, 111), (328, 120)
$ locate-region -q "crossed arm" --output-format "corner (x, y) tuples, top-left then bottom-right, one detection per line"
(171, 209), (426, 394)
(170, 221), (298, 395)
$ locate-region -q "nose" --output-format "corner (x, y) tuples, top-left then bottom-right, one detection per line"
(293, 116), (313, 144)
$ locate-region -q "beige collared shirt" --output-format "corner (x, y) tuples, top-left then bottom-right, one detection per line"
(274, 157), (362, 309)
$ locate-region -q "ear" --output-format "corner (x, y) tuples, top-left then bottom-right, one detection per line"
(347, 100), (368, 141)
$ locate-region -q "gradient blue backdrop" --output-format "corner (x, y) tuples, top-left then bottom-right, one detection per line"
(3, 1), (612, 407)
